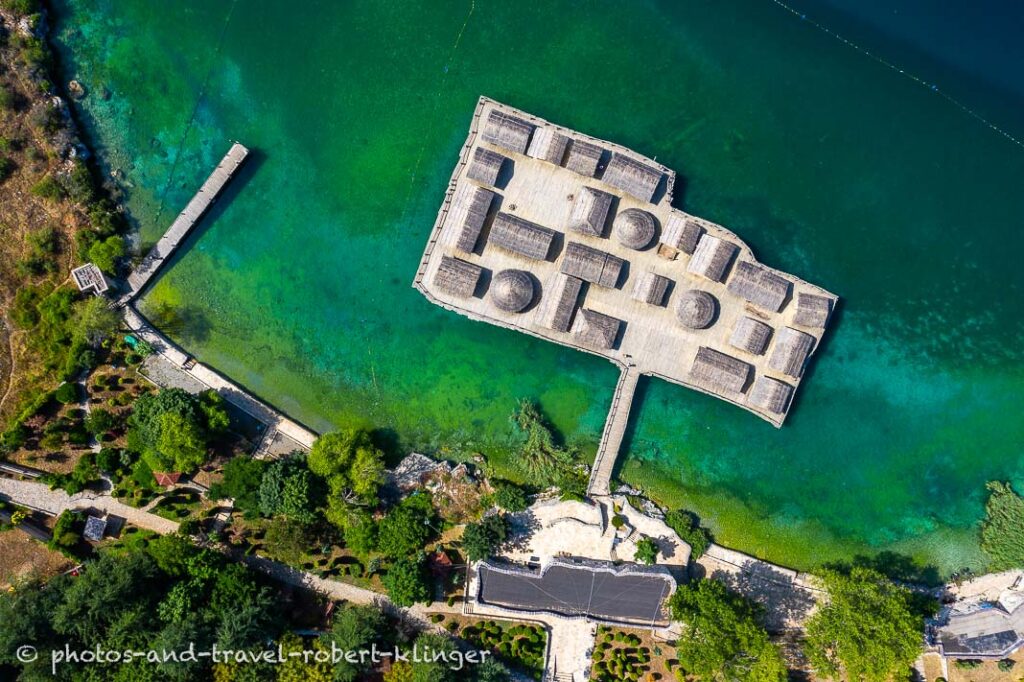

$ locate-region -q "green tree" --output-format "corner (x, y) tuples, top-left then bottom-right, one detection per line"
(127, 388), (215, 473)
(198, 389), (231, 435)
(668, 579), (787, 682)
(54, 381), (78, 404)
(320, 604), (386, 681)
(493, 482), (529, 512)
(803, 566), (924, 682)
(72, 294), (120, 345)
(209, 456), (267, 512)
(87, 234), (125, 274)
(461, 514), (509, 562)
(634, 536), (659, 565)
(377, 494), (435, 558)
(341, 508), (378, 557)
(258, 455), (317, 523)
(382, 555), (431, 607)
(85, 407), (116, 435)
(309, 429), (386, 506)
(980, 481), (1024, 570)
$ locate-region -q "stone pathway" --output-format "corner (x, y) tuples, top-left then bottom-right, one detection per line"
(0, 476), (594, 680)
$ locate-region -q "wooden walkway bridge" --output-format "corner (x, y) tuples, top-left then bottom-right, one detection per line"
(587, 364), (640, 496)
(125, 142), (249, 297)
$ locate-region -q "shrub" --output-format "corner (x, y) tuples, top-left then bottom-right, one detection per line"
(54, 382), (79, 404)
(998, 658), (1015, 672)
(663, 509), (712, 560)
(0, 156), (14, 182)
(30, 175), (63, 201)
(494, 481), (529, 512)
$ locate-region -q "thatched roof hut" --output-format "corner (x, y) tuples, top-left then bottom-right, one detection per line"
(729, 317), (773, 355)
(631, 271), (672, 306)
(434, 255), (483, 298)
(675, 290), (717, 329)
(539, 273), (583, 332)
(793, 292), (833, 328)
(686, 235), (738, 283)
(568, 187), (614, 236)
(489, 213), (556, 260)
(747, 375), (794, 414)
(689, 347), (751, 394)
(726, 261), (792, 313)
(482, 110), (534, 154)
(527, 126), (570, 165)
(660, 212), (703, 255)
(454, 185), (495, 253)
(564, 139), (604, 177)
(573, 308), (622, 349)
(614, 209), (657, 250)
(560, 242), (625, 288)
(768, 327), (815, 378)
(601, 153), (662, 202)
(467, 147), (507, 187)
(490, 269), (535, 313)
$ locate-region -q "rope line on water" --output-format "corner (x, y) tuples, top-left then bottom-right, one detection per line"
(769, 0), (1024, 151)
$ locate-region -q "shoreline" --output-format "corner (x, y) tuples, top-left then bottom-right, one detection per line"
(39, 1), (990, 585)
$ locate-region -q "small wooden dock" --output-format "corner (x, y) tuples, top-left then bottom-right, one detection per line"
(126, 142), (249, 296)
(588, 365), (640, 496)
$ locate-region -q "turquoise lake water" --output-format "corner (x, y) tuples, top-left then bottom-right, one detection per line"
(52, 0), (1024, 572)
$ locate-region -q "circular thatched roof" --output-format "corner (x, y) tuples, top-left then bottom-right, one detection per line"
(676, 289), (717, 329)
(490, 269), (535, 313)
(613, 209), (656, 250)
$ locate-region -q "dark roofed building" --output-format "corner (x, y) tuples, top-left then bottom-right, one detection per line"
(560, 242), (625, 288)
(687, 235), (738, 283)
(747, 375), (794, 415)
(434, 255), (483, 298)
(83, 515), (107, 542)
(660, 213), (703, 255)
(727, 261), (792, 313)
(466, 147), (507, 187)
(526, 127), (570, 165)
(573, 309), (622, 350)
(454, 185), (495, 254)
(935, 602), (1024, 660)
(563, 139), (604, 177)
(540, 273), (583, 332)
(794, 292), (833, 328)
(631, 271), (672, 307)
(689, 347), (751, 394)
(601, 153), (662, 202)
(614, 209), (657, 250)
(567, 186), (614, 237)
(768, 327), (815, 378)
(729, 317), (773, 355)
(475, 558), (675, 625)
(481, 110), (534, 154)
(489, 213), (556, 260)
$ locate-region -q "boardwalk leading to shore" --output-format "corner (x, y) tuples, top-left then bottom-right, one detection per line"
(587, 365), (640, 496)
(126, 142), (249, 296)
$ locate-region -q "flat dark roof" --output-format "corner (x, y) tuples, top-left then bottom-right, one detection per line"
(477, 560), (673, 625)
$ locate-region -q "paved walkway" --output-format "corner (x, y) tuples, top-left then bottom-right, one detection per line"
(0, 476), (593, 680)
(0, 476), (179, 534)
(124, 304), (317, 451)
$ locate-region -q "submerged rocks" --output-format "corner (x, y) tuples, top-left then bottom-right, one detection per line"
(68, 80), (86, 100)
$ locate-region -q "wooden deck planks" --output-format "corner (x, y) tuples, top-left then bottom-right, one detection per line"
(126, 142), (249, 295)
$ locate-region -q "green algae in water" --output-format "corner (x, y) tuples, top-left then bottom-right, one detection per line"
(51, 0), (1024, 575)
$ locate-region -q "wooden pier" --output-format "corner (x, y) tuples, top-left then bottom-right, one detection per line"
(587, 365), (640, 496)
(125, 142), (249, 296)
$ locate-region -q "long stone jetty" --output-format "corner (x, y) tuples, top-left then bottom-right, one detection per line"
(125, 142), (249, 296)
